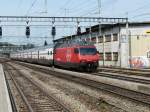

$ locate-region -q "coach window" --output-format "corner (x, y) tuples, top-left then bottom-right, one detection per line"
(98, 36), (103, 43)
(48, 51), (52, 55)
(74, 48), (79, 54)
(113, 34), (118, 41)
(113, 52), (118, 61)
(105, 52), (112, 61)
(105, 35), (111, 42)
(50, 51), (53, 55)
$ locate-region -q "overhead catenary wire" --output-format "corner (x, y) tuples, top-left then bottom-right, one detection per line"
(115, 1), (150, 21)
(72, 4), (98, 16)
(79, 7), (99, 17)
(1, 0), (130, 46)
(74, 0), (115, 17)
(73, 0), (118, 17)
(25, 0), (38, 16)
(69, 1), (97, 16)
(129, 5), (150, 21)
(55, 0), (96, 17)
(54, 0), (73, 16)
(97, 0), (101, 17)
(67, 0), (93, 12)
(127, 2), (150, 15)
(129, 13), (150, 21)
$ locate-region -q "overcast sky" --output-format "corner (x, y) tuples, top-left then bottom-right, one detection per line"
(0, 0), (150, 45)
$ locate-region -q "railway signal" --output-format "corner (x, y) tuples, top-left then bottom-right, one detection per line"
(26, 26), (30, 37)
(51, 22), (56, 67)
(77, 26), (81, 35)
(51, 26), (56, 36)
(77, 22), (81, 35)
(0, 27), (2, 36)
(26, 21), (30, 38)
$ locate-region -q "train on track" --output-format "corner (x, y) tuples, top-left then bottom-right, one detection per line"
(10, 41), (99, 72)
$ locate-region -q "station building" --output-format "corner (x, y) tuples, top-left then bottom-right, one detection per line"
(54, 22), (150, 68)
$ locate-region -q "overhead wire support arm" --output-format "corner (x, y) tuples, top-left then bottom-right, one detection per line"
(0, 16), (128, 23)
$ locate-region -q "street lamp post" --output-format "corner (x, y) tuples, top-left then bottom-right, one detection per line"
(97, 0), (103, 66)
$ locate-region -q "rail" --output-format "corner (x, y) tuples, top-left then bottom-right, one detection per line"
(14, 61), (150, 106)
(4, 63), (71, 112)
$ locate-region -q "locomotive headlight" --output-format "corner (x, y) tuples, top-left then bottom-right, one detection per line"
(80, 60), (87, 66)
(80, 60), (86, 63)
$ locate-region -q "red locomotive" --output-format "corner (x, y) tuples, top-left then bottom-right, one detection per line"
(54, 41), (99, 71)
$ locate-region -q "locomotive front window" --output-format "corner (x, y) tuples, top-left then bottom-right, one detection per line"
(74, 48), (79, 54)
(79, 48), (97, 55)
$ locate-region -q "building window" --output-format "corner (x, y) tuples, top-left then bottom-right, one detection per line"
(98, 36), (103, 43)
(91, 37), (96, 43)
(105, 52), (112, 61)
(147, 51), (150, 58)
(99, 53), (104, 60)
(105, 35), (111, 42)
(113, 34), (118, 41)
(113, 52), (118, 61)
(86, 38), (90, 42)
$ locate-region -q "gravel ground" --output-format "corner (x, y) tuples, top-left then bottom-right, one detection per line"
(10, 62), (150, 112)
(30, 71), (125, 112)
(30, 70), (150, 112)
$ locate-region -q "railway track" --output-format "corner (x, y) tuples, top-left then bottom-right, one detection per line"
(98, 67), (150, 77)
(92, 72), (150, 84)
(99, 66), (150, 72)
(4, 63), (71, 112)
(13, 61), (150, 106)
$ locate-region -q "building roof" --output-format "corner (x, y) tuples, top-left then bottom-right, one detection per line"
(54, 21), (150, 43)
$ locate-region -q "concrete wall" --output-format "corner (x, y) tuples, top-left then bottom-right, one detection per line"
(95, 25), (150, 68)
(120, 26), (150, 68)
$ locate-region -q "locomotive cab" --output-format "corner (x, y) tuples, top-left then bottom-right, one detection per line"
(54, 41), (99, 72)
(74, 46), (99, 71)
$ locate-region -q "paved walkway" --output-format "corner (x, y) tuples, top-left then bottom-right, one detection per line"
(0, 64), (12, 112)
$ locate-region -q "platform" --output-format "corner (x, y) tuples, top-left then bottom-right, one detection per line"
(0, 64), (12, 112)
